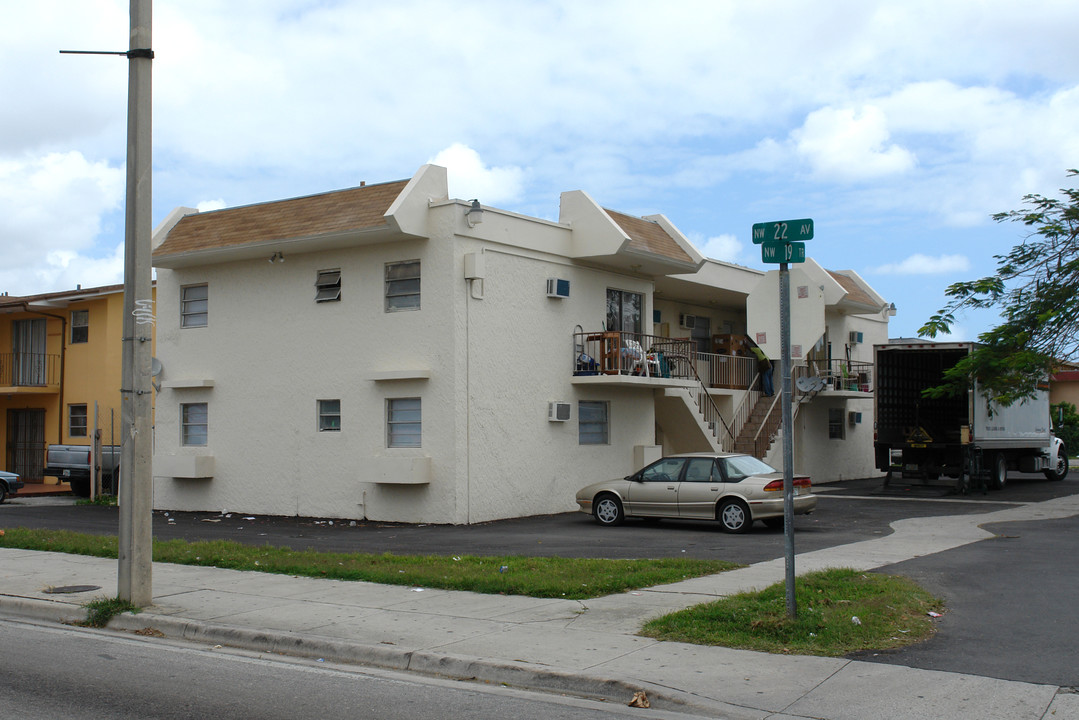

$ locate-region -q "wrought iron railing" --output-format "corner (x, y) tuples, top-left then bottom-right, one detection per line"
(573, 331), (696, 379)
(0, 353), (60, 388)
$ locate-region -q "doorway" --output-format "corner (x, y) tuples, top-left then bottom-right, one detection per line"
(6, 409), (45, 482)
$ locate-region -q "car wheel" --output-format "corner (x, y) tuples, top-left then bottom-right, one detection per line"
(593, 494), (625, 526)
(717, 498), (752, 533)
(0, 486), (6, 504)
(1044, 447), (1069, 482)
(988, 453), (1007, 491)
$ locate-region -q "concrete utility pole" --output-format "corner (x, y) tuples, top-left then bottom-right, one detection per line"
(117, 0), (154, 606)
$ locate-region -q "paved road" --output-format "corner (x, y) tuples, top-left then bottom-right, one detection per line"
(2, 617), (698, 720)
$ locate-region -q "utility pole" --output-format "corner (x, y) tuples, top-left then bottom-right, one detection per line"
(117, 0), (154, 606)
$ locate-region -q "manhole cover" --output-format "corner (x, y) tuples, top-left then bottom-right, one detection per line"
(44, 585), (101, 594)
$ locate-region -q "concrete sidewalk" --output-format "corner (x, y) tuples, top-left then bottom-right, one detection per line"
(3, 496), (1079, 719)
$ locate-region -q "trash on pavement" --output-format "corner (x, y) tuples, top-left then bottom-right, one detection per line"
(628, 690), (650, 708)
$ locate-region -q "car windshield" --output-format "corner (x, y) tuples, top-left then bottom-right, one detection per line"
(722, 455), (777, 481)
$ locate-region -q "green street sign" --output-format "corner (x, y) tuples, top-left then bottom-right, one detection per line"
(761, 241), (806, 264)
(752, 218), (814, 244)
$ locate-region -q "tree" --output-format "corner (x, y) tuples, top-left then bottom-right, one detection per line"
(919, 170), (1079, 405)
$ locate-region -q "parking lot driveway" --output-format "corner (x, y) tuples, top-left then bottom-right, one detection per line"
(860, 511), (1079, 688)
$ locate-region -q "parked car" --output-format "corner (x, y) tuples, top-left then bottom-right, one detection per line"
(575, 452), (816, 533)
(0, 470), (24, 503)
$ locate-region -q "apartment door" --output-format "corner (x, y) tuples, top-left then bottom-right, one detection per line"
(12, 318), (47, 386)
(6, 409), (45, 482)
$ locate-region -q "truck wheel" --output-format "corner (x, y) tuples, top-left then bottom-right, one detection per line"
(69, 478), (91, 498)
(988, 453), (1007, 491)
(1044, 447), (1069, 482)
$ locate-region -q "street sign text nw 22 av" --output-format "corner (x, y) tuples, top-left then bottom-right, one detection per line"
(762, 241), (806, 264)
(752, 219), (814, 244)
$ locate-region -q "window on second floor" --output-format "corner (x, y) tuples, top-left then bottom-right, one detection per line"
(70, 310), (89, 344)
(385, 260), (420, 312)
(315, 269), (342, 303)
(318, 399), (341, 432)
(181, 284), (208, 328)
(69, 404), (88, 437)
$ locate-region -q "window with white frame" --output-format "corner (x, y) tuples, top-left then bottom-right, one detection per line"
(181, 284), (208, 328)
(385, 260), (420, 312)
(181, 402), (208, 446)
(828, 407), (845, 440)
(318, 399), (341, 432)
(315, 269), (341, 303)
(387, 397), (421, 447)
(578, 401), (609, 445)
(70, 310), (89, 344)
(69, 404), (88, 437)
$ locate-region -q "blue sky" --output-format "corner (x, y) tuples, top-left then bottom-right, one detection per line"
(3, 0), (1077, 340)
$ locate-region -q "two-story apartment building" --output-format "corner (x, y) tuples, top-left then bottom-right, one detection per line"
(150, 164), (890, 523)
(0, 284), (155, 490)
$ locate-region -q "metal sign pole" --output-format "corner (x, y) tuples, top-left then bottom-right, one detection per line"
(780, 262), (796, 618)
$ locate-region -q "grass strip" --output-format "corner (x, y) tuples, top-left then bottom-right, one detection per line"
(0, 527), (740, 600)
(642, 567), (943, 656)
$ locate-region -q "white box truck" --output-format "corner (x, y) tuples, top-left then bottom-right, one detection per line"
(874, 341), (1068, 491)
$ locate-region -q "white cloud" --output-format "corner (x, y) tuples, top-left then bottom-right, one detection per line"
(0, 151), (123, 294)
(197, 199), (227, 212)
(428, 144), (525, 205)
(33, 243), (125, 292)
(698, 234), (743, 263)
(870, 253), (971, 275)
(793, 105), (916, 181)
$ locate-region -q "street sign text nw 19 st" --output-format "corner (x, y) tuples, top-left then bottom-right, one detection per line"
(752, 219), (814, 244)
(762, 241), (805, 264)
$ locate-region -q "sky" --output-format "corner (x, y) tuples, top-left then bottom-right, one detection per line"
(3, 0), (1078, 340)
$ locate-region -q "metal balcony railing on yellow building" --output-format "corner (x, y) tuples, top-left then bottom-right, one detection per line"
(0, 353), (61, 390)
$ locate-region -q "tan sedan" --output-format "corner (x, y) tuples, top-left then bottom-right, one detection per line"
(575, 452), (816, 533)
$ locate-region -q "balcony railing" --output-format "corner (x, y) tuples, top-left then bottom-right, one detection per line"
(795, 359), (874, 394)
(0, 352), (61, 388)
(574, 331), (697, 379)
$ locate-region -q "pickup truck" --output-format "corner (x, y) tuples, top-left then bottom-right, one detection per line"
(43, 444), (121, 497)
(0, 470), (23, 503)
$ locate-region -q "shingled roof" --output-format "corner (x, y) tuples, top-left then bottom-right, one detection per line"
(828, 270), (880, 310)
(604, 208), (695, 264)
(153, 179), (409, 260)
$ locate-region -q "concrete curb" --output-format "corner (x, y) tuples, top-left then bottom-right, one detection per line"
(3, 594), (745, 718)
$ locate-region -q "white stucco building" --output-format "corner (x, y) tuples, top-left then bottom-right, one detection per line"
(150, 164), (891, 523)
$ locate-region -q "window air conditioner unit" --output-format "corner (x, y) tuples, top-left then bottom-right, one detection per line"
(546, 278), (570, 298)
(548, 402), (571, 422)
(848, 411), (862, 426)
(849, 331), (863, 344)
(679, 313), (696, 329)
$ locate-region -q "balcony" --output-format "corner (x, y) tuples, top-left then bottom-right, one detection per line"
(0, 353), (61, 393)
(572, 331), (698, 388)
(795, 359), (874, 396)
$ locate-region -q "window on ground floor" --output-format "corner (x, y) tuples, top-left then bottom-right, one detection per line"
(828, 407), (845, 439)
(387, 397), (421, 447)
(68, 404), (88, 437)
(181, 402), (208, 446)
(578, 401), (609, 445)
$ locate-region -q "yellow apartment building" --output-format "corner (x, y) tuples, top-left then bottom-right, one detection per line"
(0, 284), (155, 488)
